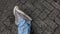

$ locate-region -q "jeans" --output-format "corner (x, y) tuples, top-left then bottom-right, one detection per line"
(18, 17), (31, 34)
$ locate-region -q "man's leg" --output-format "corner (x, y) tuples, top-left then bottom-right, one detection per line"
(13, 6), (32, 34)
(18, 18), (31, 34)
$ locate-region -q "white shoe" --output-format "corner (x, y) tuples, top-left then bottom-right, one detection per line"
(13, 6), (32, 25)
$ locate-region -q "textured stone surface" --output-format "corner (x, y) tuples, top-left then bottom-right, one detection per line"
(44, 18), (58, 30)
(43, 27), (53, 34)
(31, 9), (41, 19)
(54, 27), (60, 34)
(49, 9), (59, 20)
(0, 0), (60, 34)
(39, 9), (50, 20)
(55, 17), (60, 25)
(52, 1), (60, 10)
(42, 1), (54, 11)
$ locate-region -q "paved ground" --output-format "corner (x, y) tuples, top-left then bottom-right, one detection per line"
(0, 0), (60, 34)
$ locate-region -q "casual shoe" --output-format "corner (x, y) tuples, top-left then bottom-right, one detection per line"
(13, 6), (32, 25)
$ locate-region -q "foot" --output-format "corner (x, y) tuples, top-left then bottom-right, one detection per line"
(13, 6), (32, 25)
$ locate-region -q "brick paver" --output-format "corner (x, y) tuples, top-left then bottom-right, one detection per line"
(0, 0), (60, 34)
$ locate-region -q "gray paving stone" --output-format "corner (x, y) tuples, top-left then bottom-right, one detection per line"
(49, 9), (59, 20)
(31, 22), (39, 34)
(35, 28), (43, 34)
(44, 9), (51, 14)
(58, 1), (60, 5)
(1, 0), (60, 34)
(54, 27), (60, 34)
(33, 2), (46, 11)
(0, 23), (5, 31)
(3, 18), (10, 26)
(20, 0), (27, 3)
(42, 1), (54, 11)
(22, 5), (28, 10)
(0, 11), (10, 22)
(53, 0), (60, 3)
(2, 30), (10, 34)
(46, 0), (53, 3)
(24, 9), (32, 15)
(43, 27), (53, 34)
(33, 2), (41, 9)
(39, 9), (50, 20)
(17, 2), (24, 10)
(0, 10), (3, 20)
(32, 21), (38, 29)
(37, 0), (45, 3)
(6, 0), (18, 10)
(27, 0), (35, 3)
(44, 18), (58, 30)
(55, 17), (60, 25)
(11, 24), (17, 34)
(0, 31), (2, 34)
(31, 9), (41, 19)
(32, 22), (43, 34)
(52, 2), (60, 10)
(0, 0), (7, 10)
(25, 1), (36, 11)
(58, 14), (60, 18)
(34, 17), (47, 31)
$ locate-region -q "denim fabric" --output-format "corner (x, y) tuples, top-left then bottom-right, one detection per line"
(18, 17), (31, 34)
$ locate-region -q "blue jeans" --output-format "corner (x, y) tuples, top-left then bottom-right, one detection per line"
(18, 17), (31, 34)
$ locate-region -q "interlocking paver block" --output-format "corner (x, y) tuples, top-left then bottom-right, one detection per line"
(3, 18), (10, 26)
(20, 0), (27, 3)
(46, 0), (53, 3)
(27, 0), (35, 3)
(58, 14), (60, 18)
(21, 5), (28, 10)
(52, 2), (60, 10)
(25, 1), (36, 11)
(55, 17), (60, 25)
(31, 9), (41, 19)
(2, 30), (10, 34)
(44, 18), (58, 30)
(33, 2), (45, 11)
(0, 0), (7, 10)
(49, 9), (59, 20)
(6, 0), (18, 10)
(32, 22), (43, 34)
(54, 27), (60, 34)
(35, 28), (43, 34)
(43, 1), (54, 11)
(34, 17), (47, 31)
(43, 27), (53, 34)
(24, 9), (32, 15)
(0, 0), (60, 34)
(0, 31), (2, 34)
(39, 9), (50, 20)
(0, 23), (5, 31)
(17, 2), (24, 10)
(0, 11), (11, 22)
(11, 24), (17, 34)
(37, 0), (45, 3)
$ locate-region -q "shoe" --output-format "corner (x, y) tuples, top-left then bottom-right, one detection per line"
(13, 6), (32, 25)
